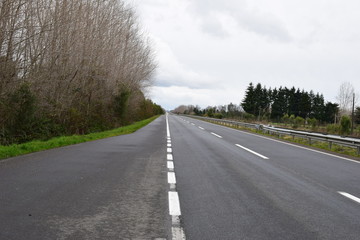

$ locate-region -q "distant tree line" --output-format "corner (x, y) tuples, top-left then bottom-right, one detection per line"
(173, 83), (360, 135)
(241, 82), (339, 123)
(0, 0), (163, 145)
(173, 103), (246, 119)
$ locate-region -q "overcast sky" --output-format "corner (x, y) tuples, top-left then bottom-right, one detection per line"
(128, 0), (360, 110)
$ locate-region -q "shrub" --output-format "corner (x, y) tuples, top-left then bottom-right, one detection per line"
(214, 113), (223, 119)
(3, 83), (38, 144)
(292, 116), (304, 129)
(340, 115), (351, 135)
(307, 118), (318, 130)
(243, 113), (255, 121)
(326, 124), (340, 134)
(282, 114), (290, 125)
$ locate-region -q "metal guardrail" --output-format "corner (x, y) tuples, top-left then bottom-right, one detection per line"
(187, 115), (360, 155)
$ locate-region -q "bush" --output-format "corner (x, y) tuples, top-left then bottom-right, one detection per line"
(214, 113), (223, 119)
(2, 83), (38, 144)
(307, 118), (318, 130)
(326, 124), (340, 134)
(355, 126), (360, 137)
(282, 114), (290, 124)
(340, 115), (351, 135)
(243, 113), (255, 121)
(293, 116), (304, 129)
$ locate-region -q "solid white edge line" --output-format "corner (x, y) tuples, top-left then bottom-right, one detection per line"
(167, 154), (173, 160)
(235, 144), (269, 159)
(211, 132), (223, 138)
(168, 191), (181, 215)
(338, 191), (360, 204)
(168, 172), (176, 184)
(199, 118), (360, 164)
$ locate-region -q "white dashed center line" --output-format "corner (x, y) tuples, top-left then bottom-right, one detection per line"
(166, 114), (186, 240)
(235, 144), (269, 159)
(211, 132), (223, 138)
(167, 161), (174, 170)
(338, 191), (360, 204)
(168, 191), (181, 216)
(198, 126), (204, 130)
(168, 172), (177, 184)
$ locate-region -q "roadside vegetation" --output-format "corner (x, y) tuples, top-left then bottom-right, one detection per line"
(173, 82), (359, 157)
(173, 82), (360, 138)
(0, 116), (159, 160)
(0, 0), (164, 147)
(201, 119), (359, 158)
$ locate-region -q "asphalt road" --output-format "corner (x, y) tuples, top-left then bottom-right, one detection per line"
(0, 116), (170, 240)
(168, 114), (360, 240)
(1, 113), (359, 240)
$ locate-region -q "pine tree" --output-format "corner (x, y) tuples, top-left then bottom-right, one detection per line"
(241, 83), (256, 115)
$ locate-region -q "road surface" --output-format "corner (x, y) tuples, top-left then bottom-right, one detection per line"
(169, 114), (360, 239)
(0, 116), (170, 240)
(1, 114), (359, 239)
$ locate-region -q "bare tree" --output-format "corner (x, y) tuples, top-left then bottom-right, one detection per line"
(336, 82), (357, 116)
(1, 0), (158, 141)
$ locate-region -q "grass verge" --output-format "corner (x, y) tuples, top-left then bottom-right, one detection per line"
(0, 115), (160, 160)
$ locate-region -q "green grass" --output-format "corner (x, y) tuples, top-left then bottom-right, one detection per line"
(0, 115), (160, 160)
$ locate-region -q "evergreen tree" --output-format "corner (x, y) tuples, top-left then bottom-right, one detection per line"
(299, 90), (311, 119)
(324, 102), (339, 123)
(241, 83), (256, 115)
(311, 93), (325, 121)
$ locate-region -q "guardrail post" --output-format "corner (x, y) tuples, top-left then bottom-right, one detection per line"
(357, 146), (360, 155)
(308, 137), (312, 145)
(329, 141), (332, 150)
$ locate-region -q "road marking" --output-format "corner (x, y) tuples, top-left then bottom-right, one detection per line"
(167, 161), (174, 170)
(235, 144), (269, 159)
(166, 113), (171, 138)
(211, 132), (223, 138)
(167, 116), (187, 240)
(168, 191), (181, 215)
(338, 191), (360, 204)
(198, 126), (204, 130)
(172, 226), (186, 240)
(191, 123), (195, 126)
(203, 120), (360, 164)
(168, 172), (176, 184)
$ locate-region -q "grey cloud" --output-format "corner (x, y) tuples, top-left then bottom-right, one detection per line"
(236, 12), (293, 42)
(200, 15), (228, 38)
(189, 0), (292, 42)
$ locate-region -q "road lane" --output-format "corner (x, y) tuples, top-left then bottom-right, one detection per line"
(0, 116), (169, 240)
(169, 114), (360, 240)
(182, 115), (360, 197)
